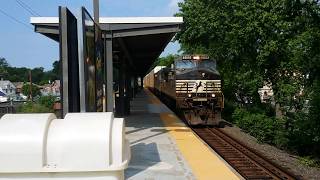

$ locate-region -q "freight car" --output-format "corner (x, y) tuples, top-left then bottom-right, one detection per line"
(144, 55), (224, 126)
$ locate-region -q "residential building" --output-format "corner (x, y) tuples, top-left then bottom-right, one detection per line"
(0, 80), (16, 97)
(0, 89), (8, 102)
(12, 82), (24, 94)
(40, 80), (60, 97)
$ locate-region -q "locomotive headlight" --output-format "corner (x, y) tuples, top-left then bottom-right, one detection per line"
(193, 56), (200, 60)
(211, 93), (216, 98)
(188, 94), (192, 98)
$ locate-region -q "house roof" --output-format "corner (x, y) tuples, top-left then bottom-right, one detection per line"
(0, 80), (15, 89)
(0, 90), (6, 96)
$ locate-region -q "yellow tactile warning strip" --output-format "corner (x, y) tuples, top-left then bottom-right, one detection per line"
(145, 89), (241, 180)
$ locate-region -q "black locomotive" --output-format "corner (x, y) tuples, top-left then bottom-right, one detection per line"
(144, 55), (224, 125)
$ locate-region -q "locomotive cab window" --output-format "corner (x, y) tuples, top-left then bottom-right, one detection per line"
(198, 59), (217, 72)
(176, 60), (196, 72)
(176, 59), (216, 70)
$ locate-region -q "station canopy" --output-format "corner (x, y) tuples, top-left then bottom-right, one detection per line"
(30, 17), (183, 75)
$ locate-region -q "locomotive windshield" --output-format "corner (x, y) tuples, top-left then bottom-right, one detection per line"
(176, 60), (197, 70)
(198, 59), (217, 72)
(175, 57), (220, 80)
(175, 59), (217, 73)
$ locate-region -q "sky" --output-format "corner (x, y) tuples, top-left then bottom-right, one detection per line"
(0, 0), (183, 70)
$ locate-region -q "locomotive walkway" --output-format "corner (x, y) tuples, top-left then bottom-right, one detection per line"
(124, 89), (242, 179)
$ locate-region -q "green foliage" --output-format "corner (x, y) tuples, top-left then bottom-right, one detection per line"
(0, 58), (60, 83)
(0, 57), (9, 67)
(176, 0), (320, 108)
(49, 60), (61, 81)
(232, 108), (288, 146)
(5, 66), (30, 82)
(298, 156), (320, 168)
(309, 80), (320, 150)
(17, 102), (52, 113)
(17, 95), (56, 113)
(222, 99), (236, 123)
(151, 54), (177, 69)
(22, 83), (41, 98)
(38, 95), (56, 109)
(177, 0), (320, 161)
(31, 67), (45, 84)
(0, 57), (9, 78)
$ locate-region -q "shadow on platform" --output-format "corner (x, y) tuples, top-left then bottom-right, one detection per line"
(125, 142), (161, 179)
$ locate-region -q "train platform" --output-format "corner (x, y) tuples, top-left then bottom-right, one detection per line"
(124, 89), (242, 180)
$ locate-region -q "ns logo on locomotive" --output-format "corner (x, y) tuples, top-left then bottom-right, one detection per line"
(144, 55), (224, 126)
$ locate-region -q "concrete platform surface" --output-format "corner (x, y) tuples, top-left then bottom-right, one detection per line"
(124, 89), (241, 180)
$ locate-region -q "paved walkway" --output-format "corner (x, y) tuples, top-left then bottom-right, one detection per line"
(124, 90), (195, 180)
(124, 89), (241, 180)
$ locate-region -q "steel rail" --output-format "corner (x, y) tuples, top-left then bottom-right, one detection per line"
(192, 127), (301, 180)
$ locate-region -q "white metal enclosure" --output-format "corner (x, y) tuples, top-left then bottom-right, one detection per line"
(0, 112), (130, 180)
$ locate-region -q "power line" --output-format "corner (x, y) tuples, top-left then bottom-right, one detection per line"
(0, 8), (33, 30)
(15, 0), (40, 17)
(15, 0), (38, 16)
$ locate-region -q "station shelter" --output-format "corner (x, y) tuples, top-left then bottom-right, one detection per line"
(30, 7), (183, 117)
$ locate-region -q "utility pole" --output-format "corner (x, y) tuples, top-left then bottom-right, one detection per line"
(29, 70), (33, 102)
(93, 0), (99, 24)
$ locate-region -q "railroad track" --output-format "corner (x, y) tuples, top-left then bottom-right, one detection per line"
(192, 127), (301, 180)
(151, 90), (301, 179)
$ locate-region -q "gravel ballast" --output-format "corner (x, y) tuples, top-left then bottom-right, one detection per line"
(220, 124), (320, 180)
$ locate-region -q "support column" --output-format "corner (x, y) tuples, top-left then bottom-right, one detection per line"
(140, 76), (144, 89)
(135, 75), (139, 94)
(105, 32), (114, 112)
(127, 73), (133, 100)
(132, 75), (137, 98)
(124, 73), (131, 115)
(59, 7), (80, 117)
(93, 0), (99, 24)
(115, 56), (126, 117)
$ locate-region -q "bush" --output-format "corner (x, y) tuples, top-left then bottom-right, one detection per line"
(17, 102), (53, 113)
(232, 108), (255, 132)
(22, 83), (41, 98)
(298, 156), (320, 168)
(287, 112), (320, 156)
(232, 107), (287, 145)
(222, 99), (236, 122)
(38, 95), (56, 109)
(273, 124), (289, 149)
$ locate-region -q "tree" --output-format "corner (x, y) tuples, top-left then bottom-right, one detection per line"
(151, 54), (178, 69)
(50, 60), (61, 81)
(176, 0), (320, 157)
(6, 66), (29, 82)
(31, 67), (45, 84)
(0, 57), (9, 78)
(177, 0), (320, 108)
(0, 58), (60, 83)
(22, 83), (41, 98)
(0, 57), (9, 67)
(38, 95), (56, 109)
